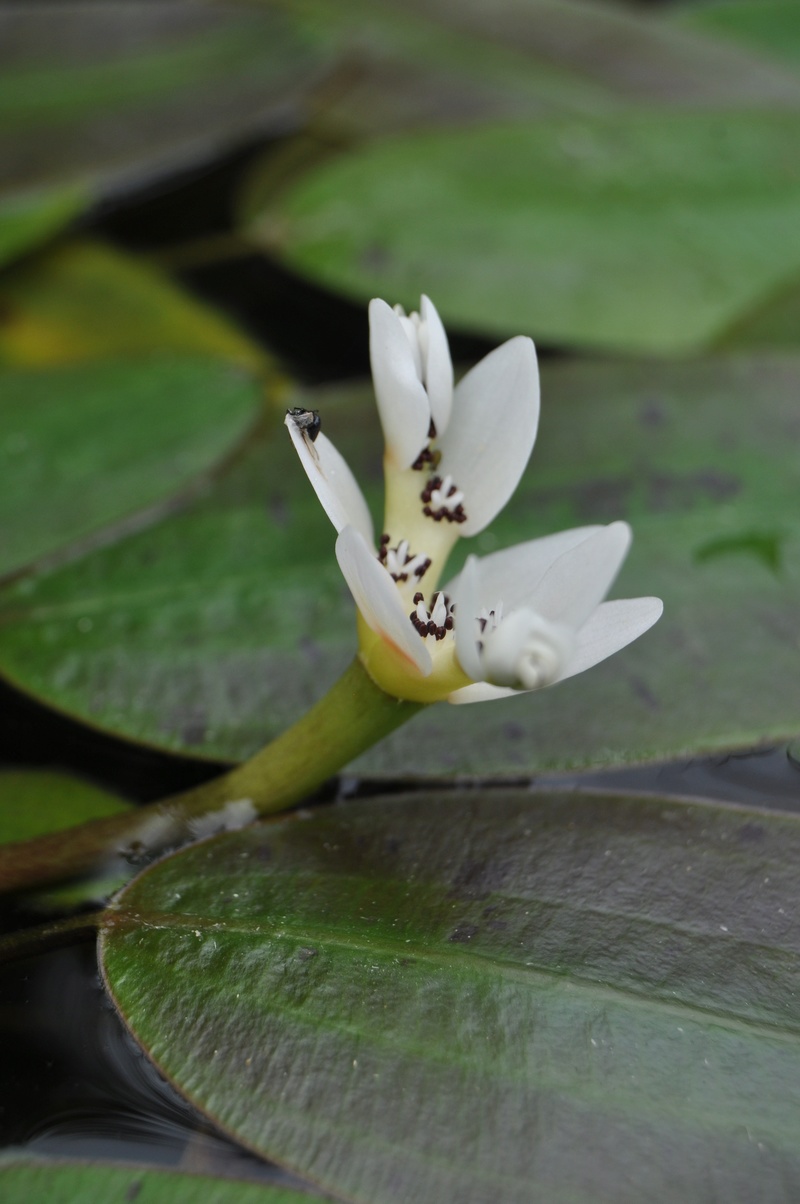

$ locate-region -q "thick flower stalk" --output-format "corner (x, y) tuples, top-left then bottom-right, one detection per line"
(287, 295), (662, 705)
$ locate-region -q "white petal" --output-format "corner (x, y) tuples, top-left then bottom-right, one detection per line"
(480, 609), (575, 690)
(420, 295), (453, 435)
(335, 526), (431, 674)
(451, 554), (483, 681)
(369, 298), (431, 468)
(444, 526), (601, 612)
(531, 521), (632, 631)
(448, 682), (517, 705)
(556, 596), (663, 683)
(285, 418), (373, 543)
(438, 336), (539, 536)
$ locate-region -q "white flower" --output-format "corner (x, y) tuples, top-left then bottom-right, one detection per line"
(286, 295), (662, 704)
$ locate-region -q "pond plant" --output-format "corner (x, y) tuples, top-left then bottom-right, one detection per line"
(2, 4), (800, 1203)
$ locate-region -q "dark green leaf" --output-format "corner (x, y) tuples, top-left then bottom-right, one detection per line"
(100, 789), (800, 1204)
(0, 4), (320, 216)
(246, 111), (800, 354)
(0, 354), (796, 774)
(672, 0), (800, 73)
(0, 769), (128, 845)
(265, 0), (800, 133)
(0, 353), (262, 579)
(0, 1161), (323, 1203)
(0, 187), (84, 271)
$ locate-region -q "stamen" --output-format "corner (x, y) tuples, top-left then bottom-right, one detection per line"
(408, 592), (456, 641)
(378, 535), (432, 584)
(420, 474), (467, 523)
(476, 604), (503, 649)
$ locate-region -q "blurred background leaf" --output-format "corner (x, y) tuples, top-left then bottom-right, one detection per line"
(0, 3), (323, 266)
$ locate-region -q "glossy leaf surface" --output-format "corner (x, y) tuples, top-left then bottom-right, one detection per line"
(101, 789), (800, 1204)
(0, 1161), (322, 1204)
(0, 354), (797, 774)
(248, 111), (800, 354)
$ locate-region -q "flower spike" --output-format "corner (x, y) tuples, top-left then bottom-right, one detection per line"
(287, 293), (662, 707)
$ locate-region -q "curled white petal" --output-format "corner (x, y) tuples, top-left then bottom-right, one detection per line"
(438, 336), (539, 536)
(444, 525), (601, 610)
(531, 521), (632, 631)
(420, 294), (453, 435)
(557, 597), (663, 683)
(479, 608), (575, 691)
(285, 417), (373, 543)
(369, 298), (430, 468)
(335, 526), (431, 674)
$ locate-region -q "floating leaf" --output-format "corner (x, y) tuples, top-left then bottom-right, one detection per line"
(672, 0), (800, 73)
(0, 4), (320, 212)
(0, 769), (128, 846)
(0, 187), (84, 271)
(0, 241), (265, 371)
(245, 111), (800, 355)
(272, 0), (800, 131)
(0, 1161), (322, 1204)
(0, 353), (797, 775)
(0, 353), (264, 579)
(101, 789), (800, 1204)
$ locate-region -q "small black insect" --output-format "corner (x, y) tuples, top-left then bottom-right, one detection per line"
(286, 407), (322, 443)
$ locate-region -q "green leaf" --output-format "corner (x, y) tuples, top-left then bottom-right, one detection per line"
(0, 187), (85, 271)
(246, 111), (800, 355)
(0, 4), (320, 243)
(0, 353), (796, 774)
(672, 0), (800, 73)
(100, 789), (800, 1204)
(0, 1161), (322, 1204)
(259, 0), (800, 132)
(0, 769), (128, 845)
(0, 353), (263, 579)
(0, 240), (264, 370)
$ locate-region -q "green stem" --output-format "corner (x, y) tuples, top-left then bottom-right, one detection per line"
(0, 659), (422, 896)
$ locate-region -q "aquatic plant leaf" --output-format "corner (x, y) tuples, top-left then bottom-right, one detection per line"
(0, 187), (85, 271)
(245, 0), (800, 138)
(246, 111), (800, 355)
(0, 3), (320, 217)
(0, 353), (797, 774)
(0, 353), (263, 580)
(672, 0), (800, 73)
(100, 789), (800, 1204)
(0, 241), (264, 370)
(0, 770), (128, 846)
(0, 1161), (323, 1204)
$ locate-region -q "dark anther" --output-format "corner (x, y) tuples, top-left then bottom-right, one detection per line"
(413, 592), (424, 604)
(428, 419), (437, 438)
(445, 616), (454, 630)
(380, 533), (390, 545)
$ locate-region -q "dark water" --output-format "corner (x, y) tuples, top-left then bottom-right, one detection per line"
(0, 942), (321, 1192)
